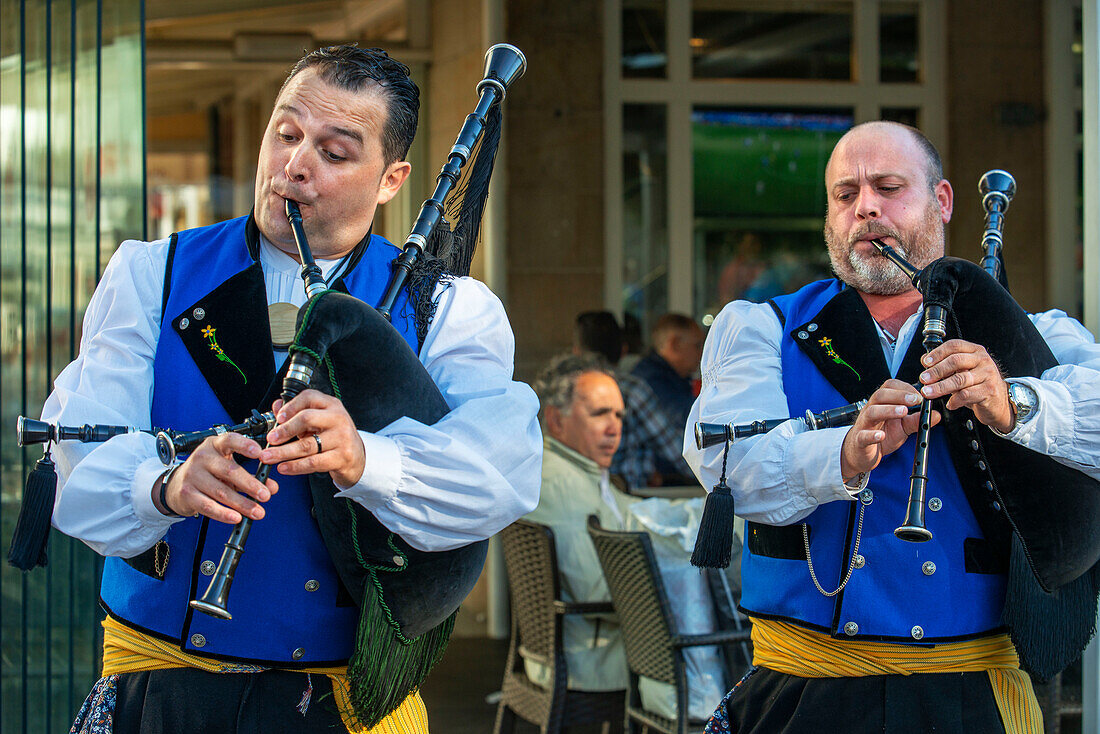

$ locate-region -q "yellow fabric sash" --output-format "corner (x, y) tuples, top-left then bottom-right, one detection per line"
(749, 617), (1042, 734)
(100, 615), (428, 733)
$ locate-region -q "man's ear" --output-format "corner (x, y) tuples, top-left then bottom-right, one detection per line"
(377, 160), (412, 206)
(544, 405), (563, 439)
(935, 178), (953, 224)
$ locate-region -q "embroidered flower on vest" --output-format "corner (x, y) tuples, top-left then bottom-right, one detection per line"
(201, 325), (247, 383)
(818, 336), (860, 380)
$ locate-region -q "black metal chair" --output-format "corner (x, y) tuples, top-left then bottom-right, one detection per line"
(587, 515), (752, 734)
(493, 519), (626, 733)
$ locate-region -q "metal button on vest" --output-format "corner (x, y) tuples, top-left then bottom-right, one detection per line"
(807, 323), (818, 332)
(984, 481), (995, 493)
(928, 497), (942, 512)
(393, 555), (405, 567)
(859, 489), (873, 505)
(797, 330), (809, 340)
(292, 647), (305, 660)
(179, 317), (189, 330)
(977, 460), (988, 472)
(190, 634), (206, 648)
(304, 579), (319, 592)
(922, 561), (936, 576)
(969, 440), (980, 452)
(911, 626), (924, 640)
(844, 621), (859, 636)
(200, 560), (216, 576)
(992, 501), (1002, 512)
(853, 554), (865, 569)
(965, 419), (975, 431)
(193, 307), (205, 320)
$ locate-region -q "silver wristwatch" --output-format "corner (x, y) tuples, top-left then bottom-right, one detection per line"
(1005, 380), (1039, 431)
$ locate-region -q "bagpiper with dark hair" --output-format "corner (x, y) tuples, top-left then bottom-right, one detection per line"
(46, 45), (541, 733)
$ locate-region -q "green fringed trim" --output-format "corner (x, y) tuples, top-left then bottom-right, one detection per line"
(344, 574), (456, 728)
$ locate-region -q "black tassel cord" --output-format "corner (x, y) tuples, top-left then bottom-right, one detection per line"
(407, 104), (503, 344)
(8, 447), (58, 570)
(691, 437), (738, 568)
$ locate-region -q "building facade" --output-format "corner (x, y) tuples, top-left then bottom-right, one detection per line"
(1, 1), (1093, 731)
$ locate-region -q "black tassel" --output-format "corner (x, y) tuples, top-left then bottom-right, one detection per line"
(426, 104), (503, 279)
(8, 450), (58, 570)
(449, 103), (501, 276)
(1002, 534), (1100, 681)
(691, 479), (737, 568)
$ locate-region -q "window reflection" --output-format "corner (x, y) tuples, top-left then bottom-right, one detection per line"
(880, 107), (919, 127)
(1, 0), (144, 729)
(880, 1), (919, 83)
(623, 0), (666, 78)
(691, 7), (853, 80)
(623, 104), (669, 340)
(692, 108), (851, 320)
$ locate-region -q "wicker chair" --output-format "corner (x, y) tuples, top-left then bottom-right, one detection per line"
(587, 515), (752, 734)
(493, 519), (626, 733)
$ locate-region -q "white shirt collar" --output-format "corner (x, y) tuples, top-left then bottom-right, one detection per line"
(874, 308), (925, 377)
(258, 235), (346, 280)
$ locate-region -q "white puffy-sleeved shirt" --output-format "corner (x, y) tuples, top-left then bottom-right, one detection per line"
(45, 233), (543, 556)
(683, 297), (1100, 526)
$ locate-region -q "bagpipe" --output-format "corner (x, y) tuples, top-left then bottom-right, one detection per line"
(9, 43), (527, 726)
(691, 170), (1100, 679)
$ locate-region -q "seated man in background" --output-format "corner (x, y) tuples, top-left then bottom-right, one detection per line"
(633, 313), (706, 444)
(524, 352), (634, 692)
(527, 352), (746, 721)
(573, 311), (694, 490)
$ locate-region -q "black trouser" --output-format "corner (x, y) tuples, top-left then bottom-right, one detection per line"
(112, 668), (350, 733)
(717, 667), (1008, 734)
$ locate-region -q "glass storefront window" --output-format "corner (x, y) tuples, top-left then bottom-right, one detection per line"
(1, 1), (145, 730)
(692, 107), (851, 321)
(623, 0), (666, 78)
(622, 104), (669, 340)
(881, 107), (919, 127)
(880, 1), (919, 83)
(691, 5), (853, 80)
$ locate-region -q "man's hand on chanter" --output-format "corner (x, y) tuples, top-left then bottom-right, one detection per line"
(840, 378), (935, 481)
(261, 389), (367, 488)
(154, 433), (277, 523)
(918, 339), (1013, 433)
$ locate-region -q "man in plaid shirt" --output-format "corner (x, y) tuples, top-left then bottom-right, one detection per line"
(573, 312), (694, 490)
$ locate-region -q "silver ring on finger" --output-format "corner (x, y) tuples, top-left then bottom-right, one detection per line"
(314, 434), (323, 454)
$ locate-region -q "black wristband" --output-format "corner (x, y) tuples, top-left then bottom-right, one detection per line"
(158, 464), (183, 518)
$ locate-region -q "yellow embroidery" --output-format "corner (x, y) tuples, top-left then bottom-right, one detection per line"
(818, 337), (861, 380)
(201, 325), (247, 383)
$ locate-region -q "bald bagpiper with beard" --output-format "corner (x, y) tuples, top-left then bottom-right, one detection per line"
(685, 121), (1100, 734)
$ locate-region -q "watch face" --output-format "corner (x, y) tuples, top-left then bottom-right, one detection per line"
(1009, 382), (1036, 423)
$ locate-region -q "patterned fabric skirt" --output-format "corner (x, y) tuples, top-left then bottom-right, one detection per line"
(704, 666), (1013, 734)
(70, 669), (429, 734)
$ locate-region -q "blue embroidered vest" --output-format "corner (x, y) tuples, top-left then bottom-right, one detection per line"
(738, 279), (1007, 643)
(99, 216), (417, 665)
